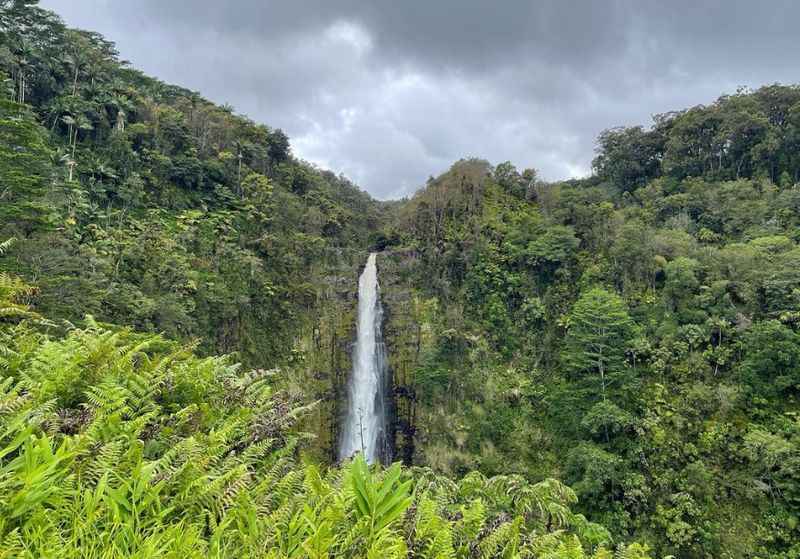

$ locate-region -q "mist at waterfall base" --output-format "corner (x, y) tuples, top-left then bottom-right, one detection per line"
(339, 253), (392, 464)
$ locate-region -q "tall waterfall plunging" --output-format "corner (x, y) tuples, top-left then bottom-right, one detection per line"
(339, 253), (391, 464)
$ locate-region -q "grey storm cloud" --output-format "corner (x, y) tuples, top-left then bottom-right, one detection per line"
(39, 0), (800, 199)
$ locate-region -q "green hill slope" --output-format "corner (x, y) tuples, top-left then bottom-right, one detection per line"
(1, 0), (382, 368)
(379, 90), (800, 556)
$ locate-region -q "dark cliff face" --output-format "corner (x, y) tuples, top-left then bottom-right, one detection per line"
(377, 249), (425, 464)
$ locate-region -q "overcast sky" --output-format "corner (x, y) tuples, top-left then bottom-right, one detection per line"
(39, 1), (800, 199)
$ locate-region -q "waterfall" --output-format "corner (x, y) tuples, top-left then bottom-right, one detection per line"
(339, 252), (391, 464)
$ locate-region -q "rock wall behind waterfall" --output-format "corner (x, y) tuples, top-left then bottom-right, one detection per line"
(292, 247), (432, 466)
(378, 248), (432, 464)
(291, 250), (363, 463)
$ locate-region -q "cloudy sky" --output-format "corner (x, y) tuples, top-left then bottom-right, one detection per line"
(40, 1), (800, 199)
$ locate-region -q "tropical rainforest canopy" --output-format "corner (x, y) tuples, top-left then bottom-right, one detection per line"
(1, 1), (800, 557)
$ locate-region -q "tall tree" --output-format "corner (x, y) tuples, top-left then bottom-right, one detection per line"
(562, 287), (635, 402)
(0, 83), (52, 230)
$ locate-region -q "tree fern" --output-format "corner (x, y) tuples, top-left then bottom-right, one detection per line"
(0, 272), (37, 322)
(453, 497), (486, 555)
(411, 492), (456, 559)
(479, 515), (522, 559)
(0, 237), (15, 256)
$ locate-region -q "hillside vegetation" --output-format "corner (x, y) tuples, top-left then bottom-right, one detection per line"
(384, 87), (800, 557)
(2, 276), (643, 558)
(0, 0), (381, 368)
(2, 1), (800, 557)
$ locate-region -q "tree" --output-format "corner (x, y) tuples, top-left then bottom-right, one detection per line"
(0, 88), (52, 229)
(493, 161), (529, 199)
(740, 320), (800, 397)
(562, 287), (635, 402)
(267, 128), (290, 163)
(663, 257), (703, 322)
(593, 126), (663, 192)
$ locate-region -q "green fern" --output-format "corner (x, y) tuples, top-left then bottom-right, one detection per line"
(411, 492), (456, 559)
(0, 319), (652, 558)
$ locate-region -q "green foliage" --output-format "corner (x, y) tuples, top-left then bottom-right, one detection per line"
(562, 288), (635, 401)
(593, 126), (663, 193)
(595, 84), (800, 186)
(349, 454), (412, 551)
(0, 238), (37, 322)
(740, 320), (800, 397)
(4, 1), (800, 557)
(0, 1), (382, 369)
(387, 85), (800, 558)
(0, 94), (52, 229)
(0, 309), (646, 557)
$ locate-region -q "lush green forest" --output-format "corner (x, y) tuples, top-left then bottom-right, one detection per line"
(2, 1), (800, 557)
(382, 91), (800, 557)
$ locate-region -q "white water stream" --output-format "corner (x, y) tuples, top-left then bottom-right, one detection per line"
(339, 253), (390, 464)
